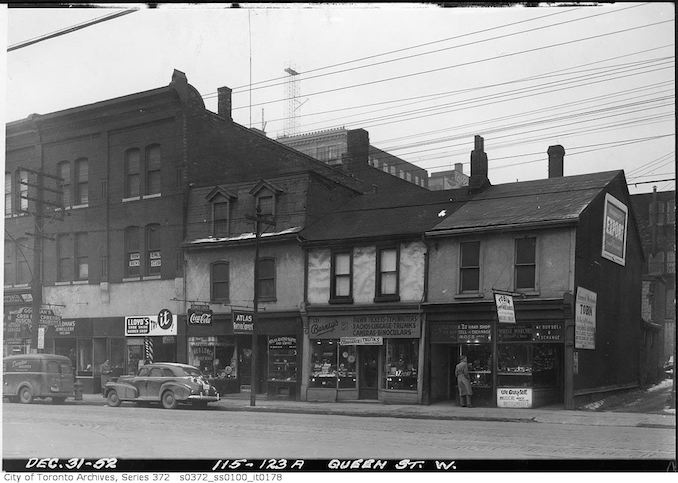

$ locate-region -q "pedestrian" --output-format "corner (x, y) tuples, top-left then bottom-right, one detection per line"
(100, 360), (112, 394)
(455, 355), (472, 407)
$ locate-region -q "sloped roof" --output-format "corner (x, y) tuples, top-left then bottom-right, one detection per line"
(300, 188), (469, 243)
(429, 170), (623, 234)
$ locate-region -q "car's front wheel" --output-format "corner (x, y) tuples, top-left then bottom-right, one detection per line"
(161, 390), (177, 409)
(18, 386), (33, 404)
(107, 390), (121, 407)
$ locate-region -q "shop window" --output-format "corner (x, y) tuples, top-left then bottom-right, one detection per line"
(330, 251), (353, 303)
(188, 336), (237, 379)
(145, 145), (162, 195)
(268, 337), (297, 382)
(124, 149), (141, 198)
(463, 343), (493, 389)
(497, 343), (561, 389)
(146, 224), (161, 276)
(54, 339), (77, 374)
(211, 262), (230, 302)
(5, 172), (12, 215)
(110, 338), (125, 376)
(126, 340), (144, 375)
(460, 241), (480, 293)
(375, 247), (399, 302)
(515, 237), (536, 290)
(337, 344), (357, 388)
(75, 232), (88, 281)
(74, 158), (88, 205)
(257, 257), (276, 300)
(124, 226), (141, 278)
(309, 340), (338, 388)
(385, 339), (418, 390)
(78, 340), (92, 375)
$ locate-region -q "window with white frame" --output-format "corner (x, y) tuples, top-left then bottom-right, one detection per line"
(515, 237), (536, 290)
(460, 241), (480, 293)
(376, 246), (399, 301)
(331, 251), (353, 302)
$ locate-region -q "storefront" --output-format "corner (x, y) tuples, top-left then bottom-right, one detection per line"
(427, 302), (565, 408)
(185, 310), (301, 400)
(306, 312), (423, 404)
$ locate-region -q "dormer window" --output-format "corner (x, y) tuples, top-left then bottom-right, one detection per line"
(206, 186), (238, 238)
(249, 179), (285, 219)
(257, 195), (274, 217)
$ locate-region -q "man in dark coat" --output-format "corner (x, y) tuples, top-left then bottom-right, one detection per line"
(455, 355), (472, 407)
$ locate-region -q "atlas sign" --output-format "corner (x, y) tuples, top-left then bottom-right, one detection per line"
(232, 311), (254, 334)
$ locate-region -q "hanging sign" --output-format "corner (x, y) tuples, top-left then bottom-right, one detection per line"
(125, 313), (177, 336)
(494, 293), (516, 324)
(188, 307), (213, 326)
(601, 193), (628, 266)
(575, 287), (597, 350)
(232, 311), (254, 334)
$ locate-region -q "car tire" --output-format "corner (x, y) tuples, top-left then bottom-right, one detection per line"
(161, 390), (177, 409)
(51, 397), (66, 404)
(18, 386), (33, 404)
(107, 390), (121, 407)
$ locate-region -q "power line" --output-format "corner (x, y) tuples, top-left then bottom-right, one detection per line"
(7, 9), (138, 52)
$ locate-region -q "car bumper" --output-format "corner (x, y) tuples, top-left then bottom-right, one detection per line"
(187, 394), (220, 402)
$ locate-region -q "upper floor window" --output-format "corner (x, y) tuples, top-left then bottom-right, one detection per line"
(146, 224), (162, 276)
(376, 247), (399, 302)
(6, 237), (32, 285)
(257, 195), (274, 217)
(124, 224), (161, 279)
(57, 161), (71, 208)
(515, 237), (536, 290)
(5, 172), (12, 215)
(211, 261), (230, 302)
(75, 232), (89, 280)
(74, 158), (88, 205)
(213, 200), (230, 237)
(57, 232), (88, 282)
(257, 257), (276, 301)
(460, 241), (480, 293)
(330, 251), (353, 303)
(124, 226), (141, 278)
(249, 179), (284, 222)
(18, 170), (29, 212)
(125, 145), (162, 198)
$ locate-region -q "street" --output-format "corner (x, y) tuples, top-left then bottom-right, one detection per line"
(2, 401), (674, 460)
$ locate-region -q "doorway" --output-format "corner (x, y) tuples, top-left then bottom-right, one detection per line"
(358, 345), (379, 399)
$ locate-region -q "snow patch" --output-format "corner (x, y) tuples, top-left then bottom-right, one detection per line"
(191, 226), (302, 244)
(647, 379), (673, 392)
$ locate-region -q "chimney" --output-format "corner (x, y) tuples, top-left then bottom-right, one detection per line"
(218, 87), (232, 120)
(455, 163), (464, 174)
(469, 135), (490, 191)
(547, 145), (565, 178)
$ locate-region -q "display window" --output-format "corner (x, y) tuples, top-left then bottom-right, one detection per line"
(385, 339), (418, 390)
(463, 343), (492, 388)
(268, 337), (297, 382)
(188, 336), (237, 380)
(310, 340), (338, 388)
(497, 343), (562, 388)
(337, 345), (357, 388)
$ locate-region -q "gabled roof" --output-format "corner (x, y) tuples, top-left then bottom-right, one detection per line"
(205, 186), (238, 201)
(428, 170), (623, 235)
(300, 188), (469, 244)
(249, 179), (285, 196)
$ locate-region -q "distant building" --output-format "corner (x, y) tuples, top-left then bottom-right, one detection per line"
(277, 128), (430, 189)
(428, 163), (470, 190)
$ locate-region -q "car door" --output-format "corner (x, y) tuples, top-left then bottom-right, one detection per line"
(133, 366), (151, 399)
(145, 367), (166, 400)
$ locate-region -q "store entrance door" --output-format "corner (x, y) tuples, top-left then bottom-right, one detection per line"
(358, 345), (379, 399)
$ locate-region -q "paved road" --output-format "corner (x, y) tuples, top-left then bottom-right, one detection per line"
(3, 401), (674, 461)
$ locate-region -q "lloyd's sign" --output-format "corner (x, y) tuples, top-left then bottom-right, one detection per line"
(125, 309), (177, 336)
(232, 311), (254, 334)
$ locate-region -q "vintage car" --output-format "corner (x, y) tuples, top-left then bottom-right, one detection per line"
(103, 362), (219, 409)
(3, 354), (74, 404)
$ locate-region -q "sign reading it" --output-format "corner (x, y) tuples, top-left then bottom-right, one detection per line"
(232, 311), (254, 334)
(497, 388), (532, 408)
(601, 193), (628, 266)
(125, 313), (177, 337)
(575, 287), (597, 350)
(494, 293), (516, 324)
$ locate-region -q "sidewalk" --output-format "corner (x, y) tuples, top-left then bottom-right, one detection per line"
(75, 393), (676, 429)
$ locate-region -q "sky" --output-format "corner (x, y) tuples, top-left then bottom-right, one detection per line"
(2, 3), (675, 194)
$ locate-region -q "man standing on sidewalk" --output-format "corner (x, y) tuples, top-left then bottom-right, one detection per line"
(455, 355), (472, 407)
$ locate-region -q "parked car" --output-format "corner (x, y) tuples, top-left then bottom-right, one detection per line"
(103, 362), (220, 409)
(3, 354), (74, 404)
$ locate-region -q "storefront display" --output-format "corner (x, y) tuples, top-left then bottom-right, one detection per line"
(310, 339), (338, 388)
(385, 338), (418, 390)
(267, 336), (298, 399)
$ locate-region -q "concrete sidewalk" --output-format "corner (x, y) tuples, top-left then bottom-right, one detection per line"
(74, 393), (676, 429)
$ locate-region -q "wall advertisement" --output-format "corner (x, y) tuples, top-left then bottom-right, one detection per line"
(601, 193), (628, 266)
(497, 388), (532, 408)
(575, 287), (597, 350)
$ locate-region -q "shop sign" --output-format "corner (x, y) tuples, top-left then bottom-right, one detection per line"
(232, 311), (254, 334)
(269, 336), (296, 350)
(37, 327), (45, 350)
(125, 314), (178, 336)
(575, 287), (597, 350)
(11, 307), (61, 327)
(533, 323), (563, 342)
(308, 314), (420, 339)
(3, 293), (32, 305)
(601, 193), (628, 266)
(55, 320), (76, 336)
(497, 388), (532, 408)
(340, 336), (383, 346)
(498, 324), (531, 342)
(494, 293), (516, 324)
(188, 307), (213, 326)
(457, 323), (491, 343)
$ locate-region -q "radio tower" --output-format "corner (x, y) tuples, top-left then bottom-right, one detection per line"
(283, 66), (300, 137)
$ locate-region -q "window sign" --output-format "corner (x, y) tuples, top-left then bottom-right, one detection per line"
(497, 388), (532, 408)
(601, 193), (628, 266)
(575, 287), (597, 350)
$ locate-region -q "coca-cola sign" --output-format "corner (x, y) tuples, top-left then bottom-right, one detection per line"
(188, 308), (213, 326)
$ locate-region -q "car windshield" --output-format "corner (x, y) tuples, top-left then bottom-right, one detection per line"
(179, 367), (203, 377)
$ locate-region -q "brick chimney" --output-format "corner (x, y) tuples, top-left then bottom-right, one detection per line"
(345, 128), (370, 171)
(218, 87), (232, 120)
(469, 135), (490, 191)
(547, 145), (565, 178)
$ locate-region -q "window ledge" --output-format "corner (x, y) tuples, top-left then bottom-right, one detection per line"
(257, 297), (277, 303)
(142, 275), (161, 280)
(73, 280), (89, 285)
(142, 193), (162, 199)
(373, 294), (401, 303)
(516, 290), (540, 297)
(5, 212), (29, 219)
(69, 203), (89, 210)
(54, 281), (71, 286)
(122, 196), (142, 203)
(122, 276), (142, 282)
(329, 297), (354, 305)
(454, 293), (485, 299)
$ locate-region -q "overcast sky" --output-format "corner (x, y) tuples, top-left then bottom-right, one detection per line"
(2, 3), (675, 194)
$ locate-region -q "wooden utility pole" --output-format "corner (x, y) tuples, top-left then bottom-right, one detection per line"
(245, 206), (275, 407)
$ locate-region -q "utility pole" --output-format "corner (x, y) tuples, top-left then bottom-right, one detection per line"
(245, 206), (275, 407)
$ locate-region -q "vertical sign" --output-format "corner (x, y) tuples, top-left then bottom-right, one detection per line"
(601, 193), (628, 266)
(37, 327), (45, 350)
(494, 293), (516, 324)
(575, 287), (597, 350)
